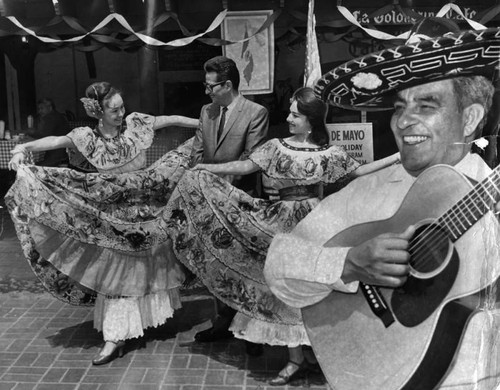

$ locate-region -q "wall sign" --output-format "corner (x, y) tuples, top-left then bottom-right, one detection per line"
(327, 122), (374, 164)
(351, 7), (481, 26)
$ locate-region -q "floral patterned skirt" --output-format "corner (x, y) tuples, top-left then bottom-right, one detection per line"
(5, 140), (193, 305)
(164, 170), (320, 346)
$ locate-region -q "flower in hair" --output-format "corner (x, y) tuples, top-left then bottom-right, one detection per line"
(80, 97), (103, 117)
(351, 72), (382, 90)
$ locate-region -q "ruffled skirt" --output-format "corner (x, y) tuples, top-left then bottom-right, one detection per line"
(5, 139), (193, 305)
(164, 170), (320, 346)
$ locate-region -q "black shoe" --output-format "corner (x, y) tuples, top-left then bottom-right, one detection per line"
(92, 341), (126, 366)
(245, 341), (263, 357)
(194, 327), (233, 342)
(269, 360), (309, 386)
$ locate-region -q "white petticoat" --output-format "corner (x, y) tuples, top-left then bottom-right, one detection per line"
(94, 288), (181, 342)
(230, 311), (311, 348)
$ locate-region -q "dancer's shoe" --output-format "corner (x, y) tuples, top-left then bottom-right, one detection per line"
(269, 360), (309, 386)
(92, 340), (126, 366)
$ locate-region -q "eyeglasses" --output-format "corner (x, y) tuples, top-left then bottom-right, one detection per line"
(203, 80), (226, 93)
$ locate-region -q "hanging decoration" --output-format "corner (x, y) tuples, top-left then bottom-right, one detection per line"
(337, 2), (487, 44)
(0, 1), (497, 51)
(5, 11), (227, 47)
(304, 0), (321, 88)
(1, 6), (282, 52)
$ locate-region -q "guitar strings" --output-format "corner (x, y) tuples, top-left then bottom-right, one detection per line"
(408, 182), (493, 268)
(367, 135), (500, 271)
(405, 173), (499, 270)
(405, 174), (498, 266)
(398, 138), (500, 268)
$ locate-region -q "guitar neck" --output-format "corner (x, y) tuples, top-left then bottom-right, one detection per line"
(437, 166), (500, 242)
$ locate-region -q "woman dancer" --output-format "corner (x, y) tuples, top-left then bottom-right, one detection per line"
(7, 81), (198, 365)
(164, 87), (399, 385)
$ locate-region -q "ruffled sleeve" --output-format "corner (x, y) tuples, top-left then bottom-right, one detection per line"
(66, 126), (95, 156)
(251, 139), (359, 185)
(123, 112), (155, 150)
(248, 139), (279, 171)
(321, 145), (360, 183)
(65, 113), (155, 172)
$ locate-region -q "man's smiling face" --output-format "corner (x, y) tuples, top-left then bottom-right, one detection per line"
(390, 79), (470, 177)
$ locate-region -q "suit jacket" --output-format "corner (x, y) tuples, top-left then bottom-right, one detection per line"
(190, 94), (269, 189)
(30, 111), (71, 167)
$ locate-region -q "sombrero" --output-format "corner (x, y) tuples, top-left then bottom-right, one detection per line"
(315, 20), (500, 111)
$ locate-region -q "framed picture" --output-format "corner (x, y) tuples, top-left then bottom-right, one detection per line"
(221, 10), (275, 95)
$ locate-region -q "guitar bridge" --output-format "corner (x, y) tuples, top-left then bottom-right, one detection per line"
(360, 283), (395, 328)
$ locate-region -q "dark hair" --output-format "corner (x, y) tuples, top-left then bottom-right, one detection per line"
(37, 98), (55, 110)
(85, 82), (122, 110)
(292, 87), (329, 146)
(451, 75), (494, 139)
(204, 56), (240, 91)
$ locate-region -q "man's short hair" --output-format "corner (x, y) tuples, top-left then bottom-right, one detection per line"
(204, 56), (240, 91)
(451, 75), (495, 138)
(37, 98), (55, 110)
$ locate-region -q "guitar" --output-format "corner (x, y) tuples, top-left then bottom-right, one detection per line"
(302, 164), (500, 390)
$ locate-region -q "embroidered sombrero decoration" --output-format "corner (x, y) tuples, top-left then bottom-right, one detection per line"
(315, 21), (500, 111)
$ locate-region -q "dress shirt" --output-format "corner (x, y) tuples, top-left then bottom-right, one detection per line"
(217, 106), (228, 141)
(219, 95), (238, 131)
(264, 153), (494, 309)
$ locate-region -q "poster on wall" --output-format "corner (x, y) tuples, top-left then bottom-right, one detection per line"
(221, 10), (275, 95)
(327, 123), (374, 164)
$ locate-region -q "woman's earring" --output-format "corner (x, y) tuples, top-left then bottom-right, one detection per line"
(98, 118), (103, 129)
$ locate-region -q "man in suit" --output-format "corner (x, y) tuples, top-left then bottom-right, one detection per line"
(27, 98), (70, 167)
(190, 55), (269, 193)
(190, 56), (269, 354)
(264, 18), (500, 389)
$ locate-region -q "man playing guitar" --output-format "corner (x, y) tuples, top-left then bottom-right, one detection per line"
(264, 17), (500, 390)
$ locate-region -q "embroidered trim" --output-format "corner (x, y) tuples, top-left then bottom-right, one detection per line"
(278, 138), (330, 152)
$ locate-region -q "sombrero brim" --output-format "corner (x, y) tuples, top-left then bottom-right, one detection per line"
(315, 27), (500, 111)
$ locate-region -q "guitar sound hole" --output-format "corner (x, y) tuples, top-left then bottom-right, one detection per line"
(409, 224), (450, 274)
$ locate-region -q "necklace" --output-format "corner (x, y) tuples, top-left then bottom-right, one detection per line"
(97, 122), (121, 139)
(286, 135), (317, 148)
(95, 122), (128, 159)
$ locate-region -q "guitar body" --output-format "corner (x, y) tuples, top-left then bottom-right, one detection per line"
(302, 165), (500, 390)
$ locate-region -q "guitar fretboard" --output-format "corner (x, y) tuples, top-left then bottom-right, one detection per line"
(438, 168), (500, 242)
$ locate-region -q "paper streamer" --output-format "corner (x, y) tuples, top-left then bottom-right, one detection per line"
(337, 2), (487, 43)
(1, 2), (492, 50)
(3, 8), (279, 49)
(435, 3), (486, 30)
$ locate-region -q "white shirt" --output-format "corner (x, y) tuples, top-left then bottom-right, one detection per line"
(219, 94), (240, 129)
(264, 153), (496, 309)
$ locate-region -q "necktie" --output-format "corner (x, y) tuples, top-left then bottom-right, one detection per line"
(217, 106), (228, 141)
